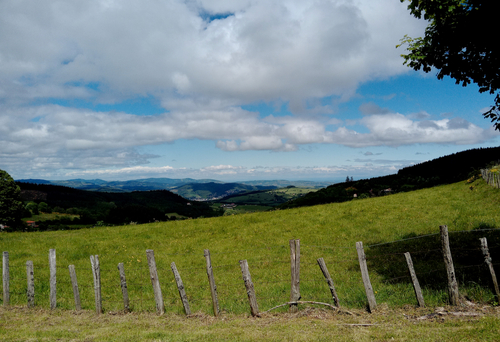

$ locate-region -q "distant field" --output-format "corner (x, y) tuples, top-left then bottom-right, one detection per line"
(219, 187), (318, 208)
(22, 212), (80, 222)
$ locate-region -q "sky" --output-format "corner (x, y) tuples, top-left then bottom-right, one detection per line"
(1, 0), (499, 183)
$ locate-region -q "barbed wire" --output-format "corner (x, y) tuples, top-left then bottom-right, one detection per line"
(2, 229), (500, 313)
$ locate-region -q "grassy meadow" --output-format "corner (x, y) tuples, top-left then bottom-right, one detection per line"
(219, 187), (318, 208)
(2, 177), (500, 340)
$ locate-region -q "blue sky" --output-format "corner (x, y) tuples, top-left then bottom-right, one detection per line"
(1, 0), (498, 183)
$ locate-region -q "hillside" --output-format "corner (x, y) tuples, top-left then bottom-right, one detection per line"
(2, 178), (500, 315)
(17, 182), (221, 227)
(16, 177), (225, 192)
(16, 177), (330, 195)
(217, 186), (318, 208)
(279, 146), (500, 209)
(170, 182), (275, 200)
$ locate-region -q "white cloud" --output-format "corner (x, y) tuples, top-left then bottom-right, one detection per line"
(1, 0), (497, 179)
(0, 0), (426, 108)
(1, 104), (496, 176)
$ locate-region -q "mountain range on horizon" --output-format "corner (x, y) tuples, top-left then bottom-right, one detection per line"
(15, 177), (333, 194)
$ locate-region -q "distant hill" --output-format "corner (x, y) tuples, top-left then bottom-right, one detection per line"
(279, 146), (500, 209)
(16, 182), (221, 226)
(217, 187), (318, 207)
(16, 178), (225, 192)
(15, 177), (328, 195)
(238, 180), (331, 188)
(170, 182), (276, 200)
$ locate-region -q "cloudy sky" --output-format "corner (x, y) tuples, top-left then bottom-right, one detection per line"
(1, 0), (499, 182)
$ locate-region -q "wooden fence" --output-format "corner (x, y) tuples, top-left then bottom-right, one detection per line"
(2, 225), (500, 316)
(481, 169), (500, 189)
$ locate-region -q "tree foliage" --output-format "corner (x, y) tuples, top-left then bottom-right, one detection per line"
(398, 0), (500, 129)
(0, 169), (24, 230)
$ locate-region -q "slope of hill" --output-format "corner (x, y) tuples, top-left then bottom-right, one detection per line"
(217, 187), (318, 207)
(2, 178), (500, 316)
(279, 146), (500, 209)
(171, 182), (276, 200)
(15, 177), (225, 192)
(17, 182), (222, 226)
(15, 178), (329, 195)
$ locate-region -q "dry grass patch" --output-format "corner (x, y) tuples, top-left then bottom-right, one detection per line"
(2, 305), (500, 341)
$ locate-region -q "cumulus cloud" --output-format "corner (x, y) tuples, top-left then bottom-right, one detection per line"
(0, 0), (426, 107)
(1, 0), (497, 179)
(1, 105), (495, 170)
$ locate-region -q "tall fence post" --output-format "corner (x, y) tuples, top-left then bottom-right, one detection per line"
(289, 239), (300, 313)
(117, 263), (130, 312)
(440, 225), (460, 305)
(171, 262), (191, 315)
(146, 249), (164, 314)
(356, 241), (377, 312)
(26, 261), (35, 308)
(90, 255), (103, 314)
(317, 257), (339, 307)
(2, 251), (9, 306)
(404, 252), (425, 307)
(49, 249), (56, 309)
(239, 259), (260, 317)
(68, 265), (81, 311)
(479, 237), (500, 300)
(204, 249), (220, 317)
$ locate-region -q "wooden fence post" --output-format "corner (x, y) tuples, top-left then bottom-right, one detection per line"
(404, 252), (425, 307)
(26, 261), (34, 308)
(49, 249), (56, 309)
(117, 263), (130, 312)
(239, 259), (260, 317)
(317, 257), (339, 307)
(356, 241), (377, 312)
(289, 239), (301, 313)
(3, 251), (9, 306)
(440, 225), (460, 305)
(479, 237), (500, 300)
(171, 262), (191, 315)
(146, 249), (164, 314)
(90, 255), (103, 314)
(68, 265), (81, 311)
(204, 249), (220, 317)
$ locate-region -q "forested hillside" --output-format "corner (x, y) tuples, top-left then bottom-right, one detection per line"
(17, 182), (222, 228)
(279, 146), (500, 209)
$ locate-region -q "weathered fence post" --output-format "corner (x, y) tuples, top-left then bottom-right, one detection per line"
(317, 257), (339, 307)
(26, 261), (34, 308)
(68, 265), (81, 311)
(2, 251), (9, 306)
(356, 241), (376, 312)
(171, 262), (191, 315)
(49, 249), (56, 309)
(289, 239), (301, 313)
(404, 252), (425, 307)
(117, 263), (130, 312)
(90, 255), (102, 314)
(204, 249), (220, 317)
(239, 259), (260, 317)
(440, 225), (460, 305)
(146, 249), (164, 314)
(479, 237), (500, 300)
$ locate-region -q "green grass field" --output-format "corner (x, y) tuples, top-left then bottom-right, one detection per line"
(219, 187), (318, 207)
(2, 178), (500, 340)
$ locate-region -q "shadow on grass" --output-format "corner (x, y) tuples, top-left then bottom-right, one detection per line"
(364, 225), (500, 301)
